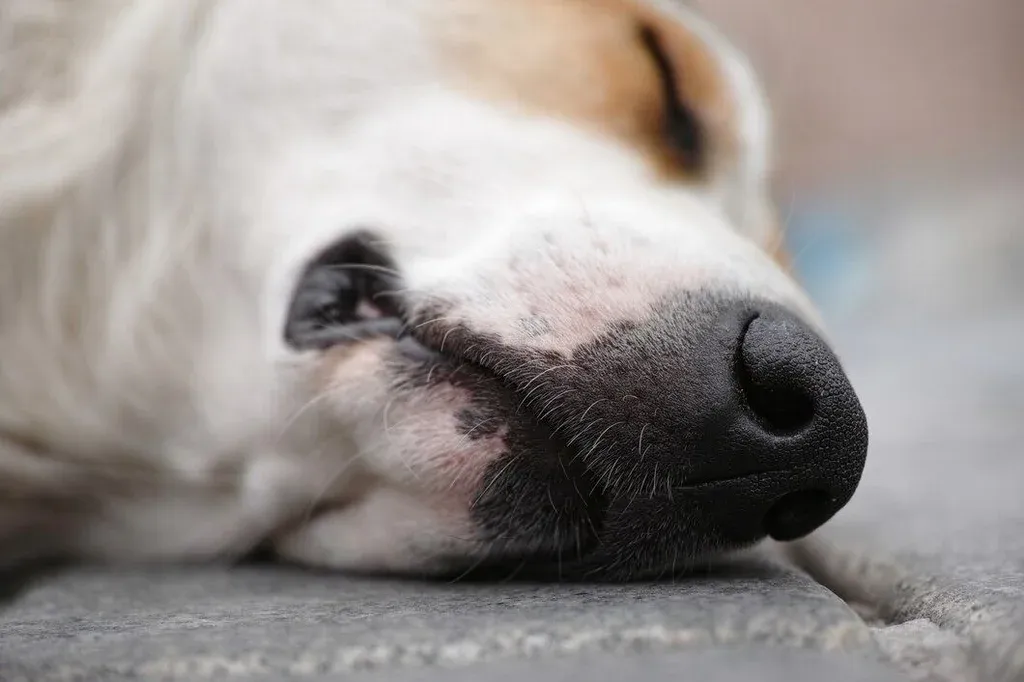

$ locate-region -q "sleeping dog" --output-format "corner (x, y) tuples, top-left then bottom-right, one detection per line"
(0, 0), (867, 580)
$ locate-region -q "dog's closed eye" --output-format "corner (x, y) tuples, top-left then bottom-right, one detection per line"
(284, 232), (406, 350)
(638, 24), (705, 172)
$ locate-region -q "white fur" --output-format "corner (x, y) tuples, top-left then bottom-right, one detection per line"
(0, 0), (815, 572)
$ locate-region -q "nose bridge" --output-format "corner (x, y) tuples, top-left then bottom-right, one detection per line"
(533, 293), (759, 484)
(408, 194), (814, 370)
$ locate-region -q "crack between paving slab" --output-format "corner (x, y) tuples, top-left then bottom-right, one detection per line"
(781, 538), (936, 630)
(760, 540), (970, 682)
(781, 540), (1020, 682)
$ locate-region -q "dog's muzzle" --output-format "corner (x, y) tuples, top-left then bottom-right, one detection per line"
(286, 238), (868, 580)
(413, 295), (868, 579)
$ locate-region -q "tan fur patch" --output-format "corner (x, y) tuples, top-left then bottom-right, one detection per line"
(433, 0), (736, 180)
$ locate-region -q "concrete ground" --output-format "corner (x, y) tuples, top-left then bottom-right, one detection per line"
(2, 172), (1022, 681)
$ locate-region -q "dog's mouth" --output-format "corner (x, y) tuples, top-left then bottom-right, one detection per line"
(279, 233), (865, 582)
(283, 232), (612, 573)
(284, 234), (624, 573)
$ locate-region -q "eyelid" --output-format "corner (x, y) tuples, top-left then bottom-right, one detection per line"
(638, 24), (706, 170)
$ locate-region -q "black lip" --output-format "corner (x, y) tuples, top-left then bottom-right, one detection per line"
(676, 467), (787, 490)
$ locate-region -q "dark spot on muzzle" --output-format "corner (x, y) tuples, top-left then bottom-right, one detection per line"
(390, 336), (608, 566)
(411, 294), (868, 580)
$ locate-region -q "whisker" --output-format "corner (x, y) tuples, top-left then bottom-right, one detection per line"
(768, 190), (799, 256)
(566, 419), (601, 450)
(452, 416), (498, 450)
(578, 398), (608, 423)
(439, 327), (457, 353)
(322, 262), (402, 278)
(637, 423), (650, 460)
(445, 455), (481, 494)
(412, 315), (458, 331)
(445, 551), (492, 584)
(537, 388), (577, 422)
(499, 558), (528, 584)
(788, 230), (829, 270)
(577, 421), (623, 466)
(271, 389), (336, 450)
(474, 454), (521, 502)
(516, 365), (575, 409)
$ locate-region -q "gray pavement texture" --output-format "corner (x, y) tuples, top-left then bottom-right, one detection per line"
(2, 185), (1023, 681)
(790, 308), (1024, 682)
(0, 557), (880, 682)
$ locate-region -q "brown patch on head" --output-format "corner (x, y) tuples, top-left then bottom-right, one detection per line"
(433, 0), (737, 180)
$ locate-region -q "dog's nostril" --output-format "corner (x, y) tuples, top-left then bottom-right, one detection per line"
(740, 372), (815, 434)
(736, 315), (816, 434)
(763, 488), (833, 542)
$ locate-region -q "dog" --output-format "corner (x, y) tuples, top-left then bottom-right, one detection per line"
(0, 0), (867, 581)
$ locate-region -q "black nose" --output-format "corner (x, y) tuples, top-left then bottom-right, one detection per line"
(571, 299), (871, 571)
(729, 307), (869, 541)
(459, 295), (868, 578)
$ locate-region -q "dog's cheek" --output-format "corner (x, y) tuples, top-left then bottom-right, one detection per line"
(356, 384), (512, 499)
(315, 340), (515, 498)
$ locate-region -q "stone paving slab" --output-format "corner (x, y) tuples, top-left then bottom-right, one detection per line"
(0, 552), (893, 682)
(787, 309), (1024, 682)
(339, 648), (910, 682)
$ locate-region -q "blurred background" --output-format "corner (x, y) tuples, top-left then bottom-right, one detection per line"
(688, 0), (1024, 551)
(694, 0), (1024, 328)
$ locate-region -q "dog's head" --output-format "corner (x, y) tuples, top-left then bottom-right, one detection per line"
(180, 0), (868, 579)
